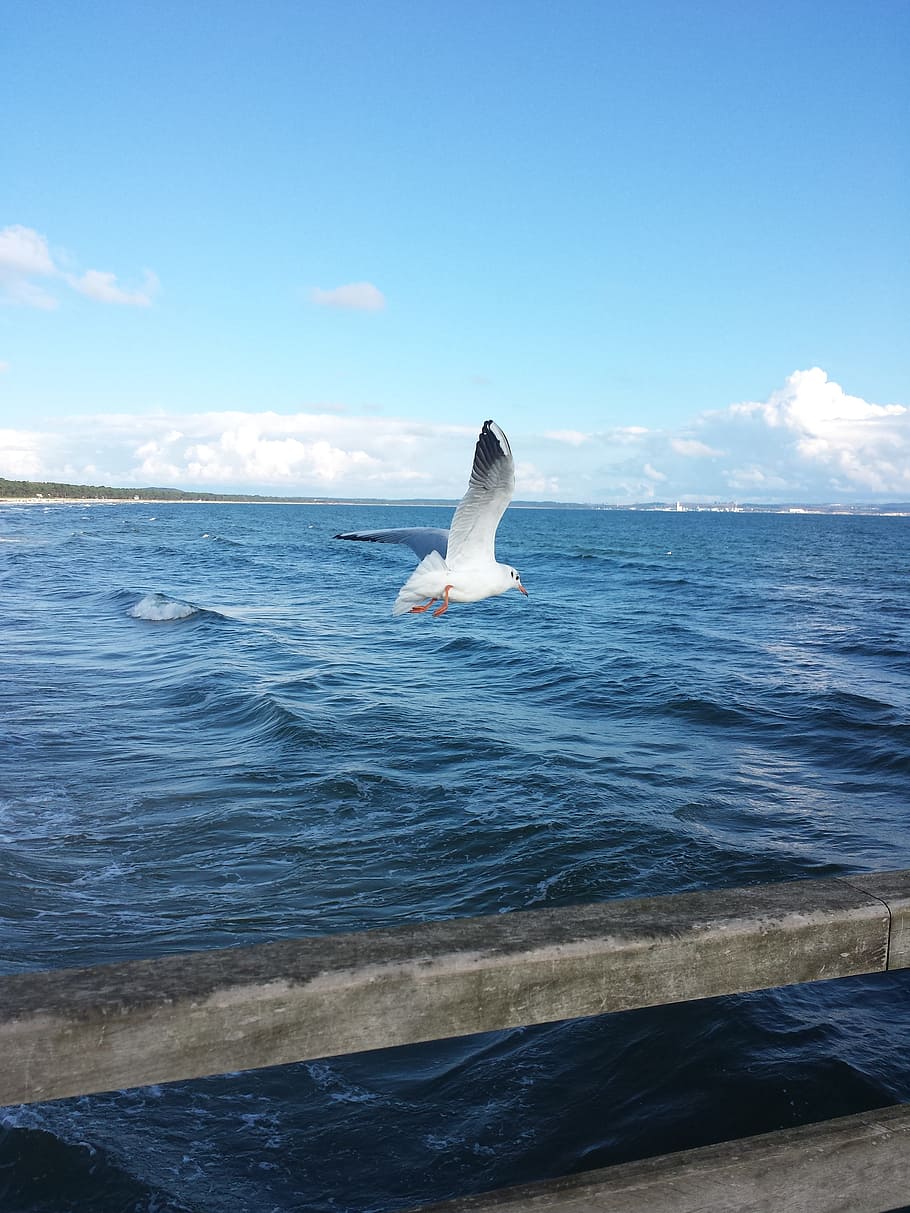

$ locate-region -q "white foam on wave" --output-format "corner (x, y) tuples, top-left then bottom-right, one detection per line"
(128, 593), (197, 621)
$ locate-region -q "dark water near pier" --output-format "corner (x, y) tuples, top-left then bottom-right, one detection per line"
(1, 502), (909, 1211)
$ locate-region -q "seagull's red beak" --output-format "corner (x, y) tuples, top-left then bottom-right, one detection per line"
(518, 582), (528, 596)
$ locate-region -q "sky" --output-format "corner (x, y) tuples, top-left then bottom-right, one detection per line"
(1, 0), (908, 503)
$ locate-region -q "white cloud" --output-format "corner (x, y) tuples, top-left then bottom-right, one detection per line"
(2, 371), (907, 503)
(310, 282), (386, 311)
(515, 460), (560, 496)
(523, 370), (909, 503)
(731, 368), (905, 430)
(671, 437), (724, 457)
(0, 225), (56, 277)
(723, 465), (792, 492)
(0, 427), (54, 478)
(716, 368), (909, 496)
(0, 360), (9, 373)
(0, 225), (59, 309)
(611, 426), (650, 446)
(68, 268), (159, 307)
(179, 423), (381, 485)
(0, 224), (159, 309)
(0, 411), (487, 496)
(545, 429), (589, 446)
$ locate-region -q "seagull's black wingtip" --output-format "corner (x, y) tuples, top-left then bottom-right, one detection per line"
(473, 419), (511, 471)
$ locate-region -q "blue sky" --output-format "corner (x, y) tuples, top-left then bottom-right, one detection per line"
(2, 0), (908, 502)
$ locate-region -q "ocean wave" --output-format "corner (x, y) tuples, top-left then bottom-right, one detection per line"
(0, 1120), (193, 1213)
(128, 593), (199, 621)
(662, 694), (751, 727)
(207, 688), (321, 745)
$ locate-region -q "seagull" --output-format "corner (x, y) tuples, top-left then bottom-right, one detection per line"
(335, 420), (528, 616)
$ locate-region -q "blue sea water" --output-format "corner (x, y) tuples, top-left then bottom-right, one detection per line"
(1, 501), (909, 1212)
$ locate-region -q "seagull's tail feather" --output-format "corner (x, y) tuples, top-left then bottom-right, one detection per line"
(392, 550), (449, 616)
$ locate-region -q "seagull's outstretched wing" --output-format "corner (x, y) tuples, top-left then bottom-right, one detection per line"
(334, 527), (449, 561)
(445, 420), (515, 567)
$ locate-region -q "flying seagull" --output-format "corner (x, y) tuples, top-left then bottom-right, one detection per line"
(335, 420), (528, 616)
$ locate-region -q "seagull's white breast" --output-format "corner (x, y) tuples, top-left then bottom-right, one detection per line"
(446, 561), (515, 603)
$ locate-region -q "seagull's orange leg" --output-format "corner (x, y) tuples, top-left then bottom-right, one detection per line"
(432, 585), (454, 617)
(409, 597), (439, 614)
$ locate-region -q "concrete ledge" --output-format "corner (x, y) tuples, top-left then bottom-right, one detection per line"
(409, 1103), (910, 1213)
(845, 870), (910, 970)
(0, 871), (907, 1107)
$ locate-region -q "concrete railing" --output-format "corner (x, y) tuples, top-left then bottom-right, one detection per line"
(2, 869), (909, 1210)
(414, 1104), (910, 1213)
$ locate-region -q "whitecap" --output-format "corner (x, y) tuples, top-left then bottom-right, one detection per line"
(128, 593), (197, 621)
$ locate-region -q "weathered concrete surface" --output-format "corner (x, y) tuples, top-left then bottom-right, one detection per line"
(407, 1103), (910, 1213)
(844, 870), (910, 970)
(0, 871), (907, 1106)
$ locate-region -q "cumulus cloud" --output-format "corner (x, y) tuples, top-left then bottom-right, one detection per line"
(715, 368), (909, 496)
(515, 460), (560, 496)
(310, 281), (386, 311)
(0, 225), (59, 308)
(611, 426), (651, 446)
(723, 464), (792, 492)
(68, 268), (160, 307)
(527, 369), (908, 503)
(671, 437), (725, 457)
(0, 224), (159, 309)
(182, 428), (381, 486)
(0, 411), (489, 497)
(544, 429), (589, 446)
(0, 427), (55, 478)
(643, 462), (667, 481)
(730, 368), (904, 430)
(2, 370), (907, 503)
(126, 414), (389, 487)
(0, 225), (56, 277)
(0, 412), (561, 500)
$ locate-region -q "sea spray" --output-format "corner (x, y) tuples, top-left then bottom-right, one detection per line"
(128, 593), (197, 621)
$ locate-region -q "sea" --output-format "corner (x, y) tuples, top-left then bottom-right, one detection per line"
(1, 500), (909, 1213)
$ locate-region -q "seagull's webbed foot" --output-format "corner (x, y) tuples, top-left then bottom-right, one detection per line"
(409, 598), (439, 614)
(432, 585), (454, 617)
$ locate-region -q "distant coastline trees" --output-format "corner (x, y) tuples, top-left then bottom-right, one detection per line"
(0, 477), (229, 501)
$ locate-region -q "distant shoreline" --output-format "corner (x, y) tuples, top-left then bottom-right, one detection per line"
(0, 496), (456, 508)
(1, 496), (908, 516)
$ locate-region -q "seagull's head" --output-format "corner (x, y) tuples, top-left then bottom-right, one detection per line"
(508, 566), (529, 597)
